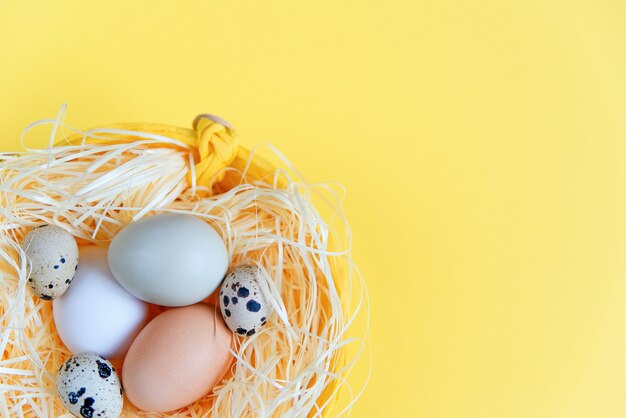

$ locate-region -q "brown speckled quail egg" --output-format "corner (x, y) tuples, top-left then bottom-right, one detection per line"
(21, 224), (79, 300)
(57, 353), (123, 418)
(219, 265), (273, 337)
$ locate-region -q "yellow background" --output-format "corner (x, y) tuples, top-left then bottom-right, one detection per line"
(2, 1), (626, 417)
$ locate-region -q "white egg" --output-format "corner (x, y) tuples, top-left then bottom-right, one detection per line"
(57, 353), (123, 418)
(108, 213), (229, 307)
(21, 224), (79, 300)
(53, 246), (148, 359)
(219, 265), (273, 336)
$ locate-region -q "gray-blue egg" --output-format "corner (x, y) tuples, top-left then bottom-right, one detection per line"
(108, 214), (229, 307)
(56, 353), (123, 418)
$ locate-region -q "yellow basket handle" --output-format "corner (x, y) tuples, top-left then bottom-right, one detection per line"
(190, 114), (239, 187)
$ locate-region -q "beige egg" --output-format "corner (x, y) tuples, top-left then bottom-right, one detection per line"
(122, 304), (233, 413)
(21, 225), (79, 300)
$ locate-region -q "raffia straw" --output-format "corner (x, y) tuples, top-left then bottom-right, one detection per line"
(0, 111), (369, 417)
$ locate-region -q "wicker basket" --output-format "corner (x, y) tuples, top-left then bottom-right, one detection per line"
(0, 114), (358, 417)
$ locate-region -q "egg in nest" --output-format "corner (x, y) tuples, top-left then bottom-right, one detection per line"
(56, 353), (123, 418)
(21, 224), (79, 300)
(219, 265), (273, 337)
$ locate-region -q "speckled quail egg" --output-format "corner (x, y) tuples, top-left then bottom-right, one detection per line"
(21, 224), (79, 300)
(56, 353), (123, 418)
(219, 265), (273, 337)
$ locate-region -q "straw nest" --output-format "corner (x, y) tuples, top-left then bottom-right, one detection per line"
(0, 108), (368, 417)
